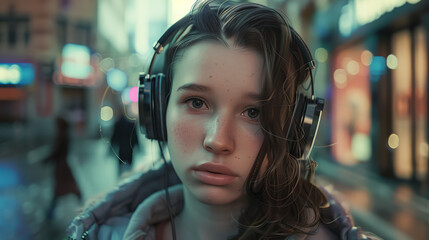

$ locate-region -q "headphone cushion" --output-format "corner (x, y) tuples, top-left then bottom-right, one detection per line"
(288, 94), (308, 158)
(153, 74), (168, 141)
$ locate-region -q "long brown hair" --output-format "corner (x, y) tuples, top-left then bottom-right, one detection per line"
(164, 1), (328, 239)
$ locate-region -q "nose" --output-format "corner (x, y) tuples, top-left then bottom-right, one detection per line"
(203, 115), (235, 154)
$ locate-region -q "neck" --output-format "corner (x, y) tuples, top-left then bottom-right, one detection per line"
(174, 187), (246, 240)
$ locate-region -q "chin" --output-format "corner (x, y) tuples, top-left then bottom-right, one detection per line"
(191, 185), (245, 206)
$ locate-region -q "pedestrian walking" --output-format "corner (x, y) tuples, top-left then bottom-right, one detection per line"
(44, 116), (81, 219)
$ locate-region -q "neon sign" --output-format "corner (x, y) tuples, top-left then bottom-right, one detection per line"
(339, 0), (421, 36)
(54, 43), (101, 87)
(61, 43), (92, 79)
(355, 0), (421, 25)
(0, 63), (35, 86)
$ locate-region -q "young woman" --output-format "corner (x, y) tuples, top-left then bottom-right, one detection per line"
(67, 1), (374, 239)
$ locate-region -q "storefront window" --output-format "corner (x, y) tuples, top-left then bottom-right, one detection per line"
(332, 44), (372, 165)
(391, 29), (413, 179)
(391, 26), (428, 180)
(414, 26), (428, 181)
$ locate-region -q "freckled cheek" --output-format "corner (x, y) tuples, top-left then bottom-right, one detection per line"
(171, 121), (200, 154)
(242, 130), (264, 162)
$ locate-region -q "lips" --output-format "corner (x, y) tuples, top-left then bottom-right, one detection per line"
(192, 162), (238, 186)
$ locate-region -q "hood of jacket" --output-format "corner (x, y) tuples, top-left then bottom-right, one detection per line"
(66, 165), (180, 240)
(66, 165), (369, 240)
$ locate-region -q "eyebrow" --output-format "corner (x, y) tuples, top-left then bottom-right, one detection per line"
(176, 83), (211, 92)
(176, 83), (262, 100)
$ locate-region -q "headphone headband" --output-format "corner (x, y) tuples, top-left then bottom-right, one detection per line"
(148, 15), (193, 75)
(156, 15), (193, 51)
(148, 14), (316, 94)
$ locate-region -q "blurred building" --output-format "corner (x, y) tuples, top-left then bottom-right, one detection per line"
(0, 0), (100, 143)
(0, 0), (138, 145)
(285, 0), (429, 196)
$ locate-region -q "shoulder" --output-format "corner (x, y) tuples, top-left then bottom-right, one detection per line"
(66, 165), (181, 240)
(66, 210), (132, 240)
(305, 224), (376, 240)
(304, 185), (379, 240)
(65, 171), (144, 240)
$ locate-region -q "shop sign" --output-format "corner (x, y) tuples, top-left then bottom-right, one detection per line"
(61, 43), (92, 79)
(339, 0), (421, 36)
(0, 63), (35, 86)
(54, 43), (101, 87)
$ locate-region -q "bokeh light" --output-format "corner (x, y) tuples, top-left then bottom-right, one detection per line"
(346, 60), (360, 75)
(386, 54), (398, 70)
(388, 133), (400, 149)
(100, 106), (114, 121)
(315, 48), (329, 63)
(370, 56), (386, 76)
(121, 87), (138, 103)
(100, 57), (115, 73)
(361, 50), (373, 66)
(121, 87), (131, 103)
(129, 87), (139, 103)
(107, 68), (127, 92)
(334, 68), (348, 89)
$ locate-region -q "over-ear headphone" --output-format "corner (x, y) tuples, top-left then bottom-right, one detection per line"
(138, 13), (324, 160)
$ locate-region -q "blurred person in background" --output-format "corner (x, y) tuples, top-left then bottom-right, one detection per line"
(44, 116), (81, 220)
(66, 0), (378, 239)
(110, 113), (139, 176)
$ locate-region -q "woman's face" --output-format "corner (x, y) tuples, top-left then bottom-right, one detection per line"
(166, 41), (265, 206)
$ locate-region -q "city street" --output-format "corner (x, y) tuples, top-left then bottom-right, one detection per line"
(1, 0), (429, 240)
(0, 136), (160, 240)
(0, 137), (427, 240)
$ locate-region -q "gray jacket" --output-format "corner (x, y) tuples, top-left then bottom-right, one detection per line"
(66, 165), (372, 240)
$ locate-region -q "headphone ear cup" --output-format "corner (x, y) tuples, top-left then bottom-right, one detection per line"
(287, 94), (324, 160)
(139, 73), (153, 137)
(287, 94), (307, 159)
(153, 73), (169, 141)
(138, 73), (168, 141)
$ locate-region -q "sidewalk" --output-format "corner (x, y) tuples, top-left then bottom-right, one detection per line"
(0, 137), (141, 240)
(315, 157), (429, 240)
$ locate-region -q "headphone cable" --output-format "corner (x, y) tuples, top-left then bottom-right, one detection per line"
(158, 141), (177, 240)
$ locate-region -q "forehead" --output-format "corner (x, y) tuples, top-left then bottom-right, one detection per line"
(172, 41), (264, 92)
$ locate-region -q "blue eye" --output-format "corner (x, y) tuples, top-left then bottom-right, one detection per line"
(185, 98), (208, 110)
